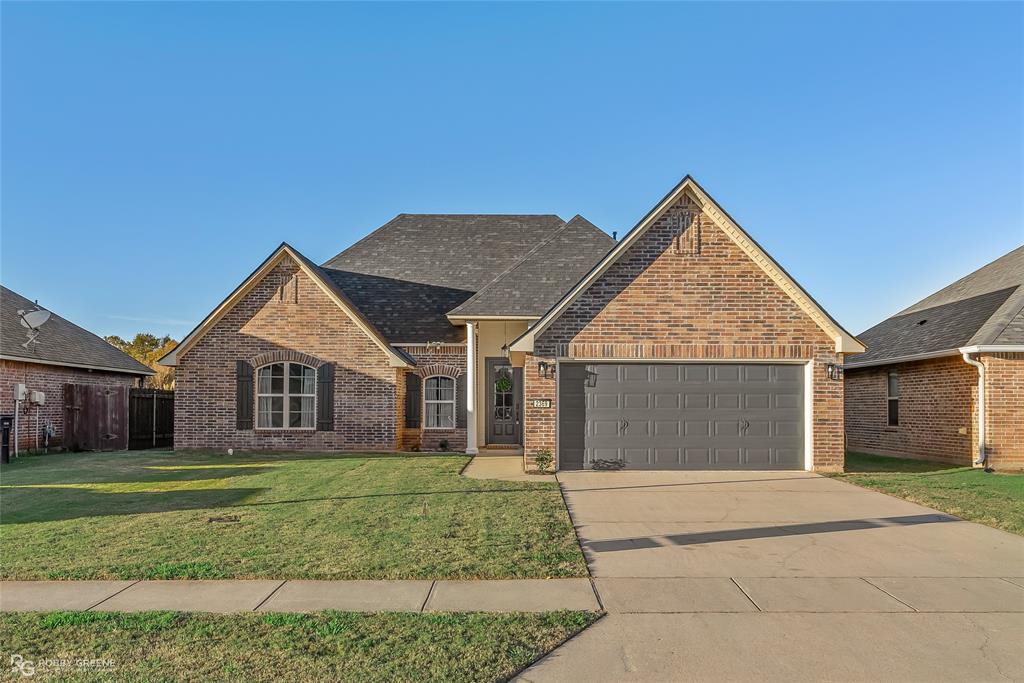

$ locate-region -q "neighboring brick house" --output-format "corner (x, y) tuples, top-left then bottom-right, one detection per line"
(0, 285), (153, 453)
(163, 175), (864, 471)
(844, 246), (1024, 470)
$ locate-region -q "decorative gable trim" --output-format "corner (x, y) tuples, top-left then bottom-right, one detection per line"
(510, 175), (865, 355)
(159, 243), (412, 368)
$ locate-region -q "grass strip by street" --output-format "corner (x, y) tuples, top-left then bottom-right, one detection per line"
(0, 610), (599, 682)
(833, 452), (1024, 536)
(0, 450), (588, 580)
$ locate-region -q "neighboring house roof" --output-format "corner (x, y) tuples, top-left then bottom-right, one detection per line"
(847, 245), (1024, 368)
(510, 175), (865, 355)
(323, 214), (568, 291)
(0, 285), (153, 375)
(160, 244), (413, 367)
(447, 215), (616, 318)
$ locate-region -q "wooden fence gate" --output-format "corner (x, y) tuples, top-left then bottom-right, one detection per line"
(63, 384), (129, 452)
(128, 388), (175, 450)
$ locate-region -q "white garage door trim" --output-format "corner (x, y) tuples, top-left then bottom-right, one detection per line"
(554, 358), (815, 472)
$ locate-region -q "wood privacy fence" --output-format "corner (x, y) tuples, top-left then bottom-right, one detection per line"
(62, 385), (174, 451)
(128, 388), (174, 450)
(63, 384), (129, 452)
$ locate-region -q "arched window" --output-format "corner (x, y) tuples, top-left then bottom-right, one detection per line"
(424, 376), (456, 429)
(256, 362), (316, 429)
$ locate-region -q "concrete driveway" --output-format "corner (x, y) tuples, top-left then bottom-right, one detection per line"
(518, 471), (1024, 682)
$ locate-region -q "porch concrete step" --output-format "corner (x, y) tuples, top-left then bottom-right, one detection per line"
(478, 446), (524, 457)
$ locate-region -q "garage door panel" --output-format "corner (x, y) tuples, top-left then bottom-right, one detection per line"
(744, 393), (771, 410)
(775, 421), (802, 437)
(715, 420), (741, 437)
(654, 365), (680, 382)
(714, 448), (742, 465)
(564, 362), (805, 471)
(775, 393), (801, 409)
(622, 365), (649, 381)
(624, 393), (650, 409)
(775, 448), (801, 465)
(623, 421), (649, 437)
(745, 448), (772, 465)
(683, 393), (709, 409)
(746, 420), (772, 437)
(714, 394), (740, 410)
(684, 420), (711, 436)
(654, 421), (680, 437)
(654, 393), (680, 409)
(623, 448), (650, 466)
(654, 448), (681, 465)
(591, 419), (620, 437)
(776, 365), (803, 382)
(683, 366), (710, 383)
(744, 365), (771, 381)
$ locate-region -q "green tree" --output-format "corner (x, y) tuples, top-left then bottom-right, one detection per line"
(105, 333), (178, 389)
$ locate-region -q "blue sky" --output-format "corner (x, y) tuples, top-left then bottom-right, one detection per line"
(2, 1), (1021, 341)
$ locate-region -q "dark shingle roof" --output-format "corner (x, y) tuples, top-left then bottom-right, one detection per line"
(322, 214), (568, 291)
(848, 245), (1024, 367)
(0, 285), (153, 375)
(448, 215), (615, 317)
(320, 269), (472, 343)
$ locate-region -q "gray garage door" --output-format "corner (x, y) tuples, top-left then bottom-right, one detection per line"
(558, 363), (804, 470)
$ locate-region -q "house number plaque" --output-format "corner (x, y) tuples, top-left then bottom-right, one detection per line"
(531, 399), (552, 408)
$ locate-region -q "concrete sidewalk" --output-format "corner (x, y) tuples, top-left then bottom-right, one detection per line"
(0, 578), (600, 614)
(461, 454), (556, 483)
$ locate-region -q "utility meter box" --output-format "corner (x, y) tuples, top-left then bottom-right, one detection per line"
(13, 384), (28, 401)
(29, 391), (45, 406)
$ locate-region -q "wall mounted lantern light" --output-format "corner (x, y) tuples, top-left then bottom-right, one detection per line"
(826, 363), (842, 381)
(537, 361), (556, 379)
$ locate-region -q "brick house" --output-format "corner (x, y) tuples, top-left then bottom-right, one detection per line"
(0, 285), (153, 452)
(162, 175), (864, 471)
(844, 246), (1024, 470)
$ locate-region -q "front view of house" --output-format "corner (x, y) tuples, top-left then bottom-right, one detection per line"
(162, 176), (864, 471)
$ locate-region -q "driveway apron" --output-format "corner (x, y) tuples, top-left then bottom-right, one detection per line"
(517, 470), (1024, 682)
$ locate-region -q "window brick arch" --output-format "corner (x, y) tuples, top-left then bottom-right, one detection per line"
(248, 350), (325, 370)
(415, 364), (461, 379)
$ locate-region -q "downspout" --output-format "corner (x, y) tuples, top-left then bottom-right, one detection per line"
(961, 352), (986, 466)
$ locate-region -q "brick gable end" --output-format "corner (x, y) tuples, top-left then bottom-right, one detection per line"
(526, 193), (844, 471)
(175, 256), (397, 450)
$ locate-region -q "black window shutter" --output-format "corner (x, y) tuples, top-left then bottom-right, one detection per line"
(405, 373), (421, 428)
(236, 360), (254, 430)
(456, 372), (467, 428)
(317, 363), (335, 431)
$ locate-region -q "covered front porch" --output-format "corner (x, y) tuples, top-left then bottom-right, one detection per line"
(459, 318), (533, 456)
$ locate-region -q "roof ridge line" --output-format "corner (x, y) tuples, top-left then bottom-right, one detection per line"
(970, 284), (1024, 346)
(447, 219), (574, 315)
(321, 214), (406, 267)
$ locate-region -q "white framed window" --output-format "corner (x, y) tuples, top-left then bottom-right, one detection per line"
(424, 376), (456, 430)
(886, 371), (899, 427)
(257, 362), (316, 429)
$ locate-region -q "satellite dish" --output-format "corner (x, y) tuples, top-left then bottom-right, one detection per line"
(18, 306), (51, 348)
(19, 308), (51, 330)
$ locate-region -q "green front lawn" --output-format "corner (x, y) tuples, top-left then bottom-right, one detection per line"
(0, 610), (597, 682)
(834, 452), (1024, 536)
(0, 450), (587, 580)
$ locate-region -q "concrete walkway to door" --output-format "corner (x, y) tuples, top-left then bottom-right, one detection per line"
(518, 470), (1024, 682)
